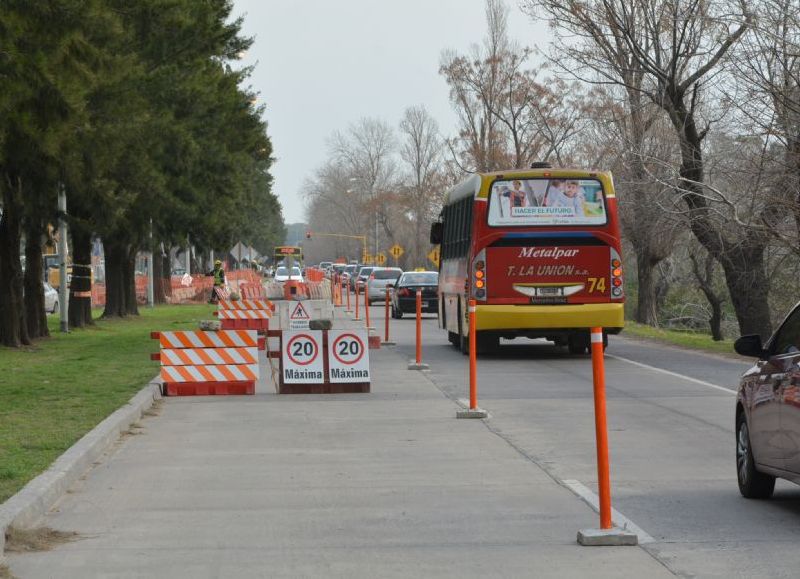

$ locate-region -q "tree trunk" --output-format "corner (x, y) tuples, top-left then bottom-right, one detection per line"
(103, 241), (128, 318)
(633, 245), (661, 326)
(666, 94), (772, 339)
(152, 245), (168, 304)
(69, 227), (94, 328)
(124, 245), (139, 316)
(719, 246), (772, 339)
(23, 219), (49, 339)
(0, 177), (30, 347)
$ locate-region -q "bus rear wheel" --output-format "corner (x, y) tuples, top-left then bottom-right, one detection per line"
(476, 332), (499, 354)
(567, 334), (590, 355)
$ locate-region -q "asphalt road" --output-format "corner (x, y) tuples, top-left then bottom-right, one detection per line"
(382, 305), (800, 579)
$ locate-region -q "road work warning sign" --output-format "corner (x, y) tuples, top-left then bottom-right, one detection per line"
(289, 301), (311, 329)
(282, 330), (324, 383)
(327, 329), (370, 383)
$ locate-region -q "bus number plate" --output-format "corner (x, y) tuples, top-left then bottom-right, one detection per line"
(537, 287), (562, 296)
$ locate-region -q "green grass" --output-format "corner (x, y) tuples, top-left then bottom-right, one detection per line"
(622, 321), (739, 356)
(0, 304), (214, 503)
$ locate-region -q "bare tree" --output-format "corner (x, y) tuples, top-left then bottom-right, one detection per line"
(523, 0), (779, 337)
(439, 0), (512, 172)
(329, 118), (399, 259)
(398, 106), (446, 267)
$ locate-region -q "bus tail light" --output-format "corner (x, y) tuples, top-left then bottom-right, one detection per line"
(472, 249), (487, 300)
(610, 249), (624, 299)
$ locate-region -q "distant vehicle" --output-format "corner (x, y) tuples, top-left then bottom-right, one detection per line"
(734, 302), (800, 498)
(366, 267), (403, 304)
(331, 263), (347, 276)
(274, 266), (303, 283)
(432, 166), (623, 354)
(391, 271), (438, 318)
(43, 282), (59, 314)
(354, 266), (373, 291)
(318, 261), (333, 271)
(171, 268), (186, 276)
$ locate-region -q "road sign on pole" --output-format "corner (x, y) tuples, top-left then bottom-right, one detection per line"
(389, 244), (404, 266)
(375, 252), (387, 266)
(427, 247), (440, 268)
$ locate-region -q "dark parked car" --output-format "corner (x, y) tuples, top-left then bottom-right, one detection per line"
(735, 302), (800, 498)
(391, 271), (438, 318)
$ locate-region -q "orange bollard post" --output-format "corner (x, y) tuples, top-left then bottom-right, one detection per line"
(469, 299), (477, 410)
(353, 282), (361, 321)
(407, 289), (428, 370)
(590, 327), (612, 530)
(577, 327), (636, 546)
(345, 278), (352, 313)
(382, 284), (395, 345)
(365, 284), (372, 330)
(456, 300), (487, 418)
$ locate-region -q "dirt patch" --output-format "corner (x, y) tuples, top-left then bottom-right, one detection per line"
(4, 526), (81, 553)
(142, 399), (164, 418)
(0, 563), (17, 579)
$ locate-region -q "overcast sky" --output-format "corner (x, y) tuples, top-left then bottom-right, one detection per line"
(231, 0), (550, 224)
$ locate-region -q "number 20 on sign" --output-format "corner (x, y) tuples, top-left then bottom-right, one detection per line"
(282, 330), (324, 383)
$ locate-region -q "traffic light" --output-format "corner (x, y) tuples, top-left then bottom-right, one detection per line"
(306, 231), (312, 239)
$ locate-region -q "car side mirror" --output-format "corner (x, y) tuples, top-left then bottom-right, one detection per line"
(734, 334), (765, 358)
(429, 222), (442, 245)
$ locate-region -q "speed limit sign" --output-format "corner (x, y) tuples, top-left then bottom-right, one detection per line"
(282, 330), (324, 383)
(327, 329), (370, 383)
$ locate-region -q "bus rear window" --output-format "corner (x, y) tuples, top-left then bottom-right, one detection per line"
(487, 178), (607, 226)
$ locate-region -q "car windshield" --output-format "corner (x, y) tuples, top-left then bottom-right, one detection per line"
(276, 267), (287, 276)
(373, 269), (401, 280)
(291, 267), (301, 276)
(358, 268), (373, 277)
(400, 273), (438, 285)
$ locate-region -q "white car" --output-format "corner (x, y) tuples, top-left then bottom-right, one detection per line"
(274, 266), (303, 283)
(44, 282), (59, 314)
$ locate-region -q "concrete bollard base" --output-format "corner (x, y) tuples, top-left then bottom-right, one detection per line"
(577, 528), (638, 546)
(407, 362), (429, 370)
(456, 408), (488, 419)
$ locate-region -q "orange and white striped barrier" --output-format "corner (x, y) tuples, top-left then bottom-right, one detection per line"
(150, 330), (259, 396)
(218, 299), (274, 311)
(217, 297), (272, 331)
(154, 329), (258, 348)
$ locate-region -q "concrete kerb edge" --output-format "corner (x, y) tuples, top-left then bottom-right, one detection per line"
(0, 377), (162, 559)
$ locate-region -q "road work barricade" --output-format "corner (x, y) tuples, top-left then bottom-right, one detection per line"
(150, 330), (259, 396)
(216, 298), (273, 332)
(266, 328), (370, 394)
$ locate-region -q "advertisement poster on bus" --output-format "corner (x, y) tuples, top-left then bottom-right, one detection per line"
(487, 178), (607, 226)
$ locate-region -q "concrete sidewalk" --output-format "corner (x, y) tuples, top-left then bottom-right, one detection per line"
(5, 320), (673, 578)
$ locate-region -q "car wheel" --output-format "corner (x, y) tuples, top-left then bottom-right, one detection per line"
(395, 307), (403, 319)
(448, 331), (458, 345)
(52, 300), (58, 314)
(736, 414), (775, 499)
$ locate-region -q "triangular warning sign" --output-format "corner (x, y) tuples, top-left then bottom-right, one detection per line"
(290, 302), (310, 320)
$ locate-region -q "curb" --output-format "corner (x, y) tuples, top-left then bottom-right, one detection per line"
(0, 378), (162, 559)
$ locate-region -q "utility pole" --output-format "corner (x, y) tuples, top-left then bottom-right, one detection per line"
(57, 185), (69, 333)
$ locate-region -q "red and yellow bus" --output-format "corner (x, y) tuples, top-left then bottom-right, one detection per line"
(430, 165), (624, 354)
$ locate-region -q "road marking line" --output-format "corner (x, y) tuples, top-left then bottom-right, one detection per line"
(606, 354), (736, 395)
(562, 479), (655, 544)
